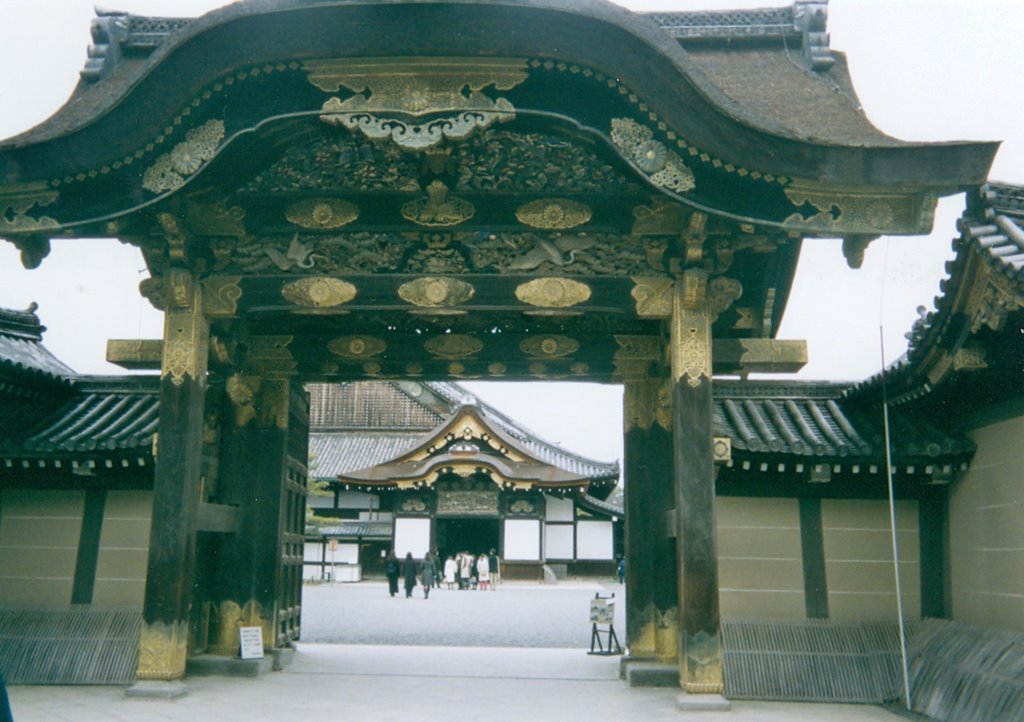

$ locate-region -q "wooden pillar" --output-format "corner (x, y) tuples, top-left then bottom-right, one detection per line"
(671, 270), (725, 696)
(212, 338), (300, 654)
(136, 268), (209, 681)
(623, 377), (677, 663)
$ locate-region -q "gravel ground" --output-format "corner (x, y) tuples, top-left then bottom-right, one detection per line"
(300, 579), (628, 648)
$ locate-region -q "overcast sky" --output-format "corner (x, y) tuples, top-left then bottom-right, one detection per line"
(0, 0), (1021, 466)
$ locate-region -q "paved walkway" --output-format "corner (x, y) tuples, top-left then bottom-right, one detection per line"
(8, 644), (908, 722)
(6, 582), (913, 720)
(301, 579), (627, 646)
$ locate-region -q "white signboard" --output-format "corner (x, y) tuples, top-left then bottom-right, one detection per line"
(589, 598), (615, 625)
(239, 626), (265, 660)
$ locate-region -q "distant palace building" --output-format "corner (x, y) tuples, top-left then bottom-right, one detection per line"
(304, 381), (622, 580)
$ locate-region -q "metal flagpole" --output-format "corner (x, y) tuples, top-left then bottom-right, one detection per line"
(879, 325), (912, 710)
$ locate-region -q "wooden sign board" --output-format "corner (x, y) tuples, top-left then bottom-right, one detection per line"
(239, 626), (265, 660)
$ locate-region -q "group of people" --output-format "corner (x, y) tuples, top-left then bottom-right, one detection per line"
(444, 550), (499, 591)
(385, 549), (501, 599)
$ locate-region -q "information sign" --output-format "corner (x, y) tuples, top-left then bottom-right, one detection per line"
(239, 626), (265, 660)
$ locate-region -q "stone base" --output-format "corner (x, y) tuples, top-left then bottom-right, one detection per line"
(125, 680), (188, 699)
(626, 661), (679, 688)
(186, 654), (274, 678)
(273, 646), (296, 671)
(676, 693), (731, 712)
(619, 654), (648, 680)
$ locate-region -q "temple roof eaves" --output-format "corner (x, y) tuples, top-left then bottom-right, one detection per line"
(0, 0), (997, 199)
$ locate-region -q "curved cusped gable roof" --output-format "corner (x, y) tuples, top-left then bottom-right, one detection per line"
(0, 0), (998, 246)
(337, 402), (613, 489)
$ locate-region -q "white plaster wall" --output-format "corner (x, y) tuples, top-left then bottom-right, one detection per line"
(951, 415), (1024, 631)
(544, 523), (574, 560)
(504, 519), (540, 560)
(394, 518), (431, 558)
(545, 495), (574, 522)
(575, 520), (613, 560)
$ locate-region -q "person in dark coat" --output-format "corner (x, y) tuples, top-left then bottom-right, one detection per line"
(0, 671), (11, 722)
(420, 552), (435, 599)
(385, 550), (400, 597)
(402, 552), (418, 598)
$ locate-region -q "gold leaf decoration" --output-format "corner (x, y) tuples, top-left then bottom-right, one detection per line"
(327, 335), (386, 359)
(0, 184), (60, 234)
(203, 276), (242, 317)
(514, 278), (591, 308)
(143, 120), (225, 194)
(285, 198), (359, 229)
(398, 277), (475, 307)
(631, 277), (674, 317)
(519, 335), (580, 358)
(611, 118), (694, 193)
(515, 198), (592, 230)
(425, 334), (483, 359)
(281, 277), (357, 308)
(311, 57), (526, 150)
(401, 180), (474, 227)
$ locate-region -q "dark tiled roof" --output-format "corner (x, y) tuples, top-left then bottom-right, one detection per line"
(577, 493), (623, 518)
(846, 182), (1024, 406)
(310, 432), (421, 477)
(12, 377), (159, 455)
(0, 305), (75, 381)
(424, 383), (620, 479)
(959, 183), (1024, 283)
(308, 382), (446, 431)
(309, 381), (620, 482)
(715, 381), (971, 460)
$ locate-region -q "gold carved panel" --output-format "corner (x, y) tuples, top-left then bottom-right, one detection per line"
(202, 276), (242, 317)
(514, 278), (591, 308)
(312, 57), (527, 150)
(281, 277), (357, 308)
(401, 181), (474, 227)
(424, 334), (483, 359)
(285, 198), (359, 229)
(143, 120), (225, 194)
(611, 118), (695, 193)
(327, 335), (386, 359)
(515, 198), (592, 230)
(398, 277), (475, 307)
(631, 277), (674, 318)
(0, 183), (60, 233)
(519, 335), (580, 358)
(783, 183), (934, 235)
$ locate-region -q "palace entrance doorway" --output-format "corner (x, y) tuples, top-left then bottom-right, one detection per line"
(0, 0), (993, 697)
(435, 518), (499, 563)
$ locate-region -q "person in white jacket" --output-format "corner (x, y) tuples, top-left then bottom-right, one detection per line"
(477, 553), (490, 591)
(443, 555), (457, 590)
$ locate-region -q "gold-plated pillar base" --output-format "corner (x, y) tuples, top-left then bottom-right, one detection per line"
(136, 621), (189, 681)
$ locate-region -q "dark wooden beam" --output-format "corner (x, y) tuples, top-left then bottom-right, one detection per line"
(71, 489), (107, 605)
(798, 497), (829, 619)
(196, 502), (240, 534)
